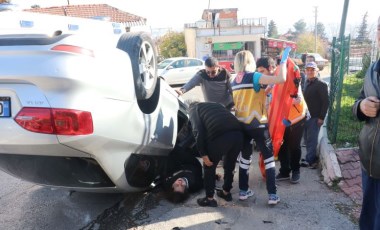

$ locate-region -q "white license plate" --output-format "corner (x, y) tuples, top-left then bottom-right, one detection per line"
(0, 97), (11, 117)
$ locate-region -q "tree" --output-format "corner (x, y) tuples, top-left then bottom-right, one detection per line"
(316, 22), (328, 40)
(292, 19), (307, 38)
(356, 12), (369, 43)
(267, 20), (279, 38)
(296, 32), (326, 56)
(158, 31), (187, 58)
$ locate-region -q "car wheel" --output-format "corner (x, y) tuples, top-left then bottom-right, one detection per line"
(117, 32), (158, 100)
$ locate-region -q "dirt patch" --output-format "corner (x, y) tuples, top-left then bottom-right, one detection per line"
(335, 202), (360, 225)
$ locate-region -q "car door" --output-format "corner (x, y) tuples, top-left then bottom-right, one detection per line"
(163, 59), (185, 85)
(186, 59), (203, 82)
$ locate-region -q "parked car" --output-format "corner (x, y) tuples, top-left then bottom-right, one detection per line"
(292, 53), (328, 70)
(157, 57), (204, 85)
(348, 57), (363, 72)
(307, 53), (329, 70)
(0, 12), (189, 193)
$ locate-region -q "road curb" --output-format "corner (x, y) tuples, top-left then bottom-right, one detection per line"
(319, 125), (342, 186)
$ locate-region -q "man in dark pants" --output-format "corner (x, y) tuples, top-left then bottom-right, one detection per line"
(256, 57), (308, 183)
(188, 102), (243, 207)
(301, 62), (329, 169)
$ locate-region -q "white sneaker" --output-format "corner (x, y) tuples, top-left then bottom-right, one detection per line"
(239, 189), (254, 200)
(268, 194), (280, 205)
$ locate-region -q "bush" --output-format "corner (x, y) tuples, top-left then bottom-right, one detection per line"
(356, 53), (372, 79)
(335, 75), (364, 147)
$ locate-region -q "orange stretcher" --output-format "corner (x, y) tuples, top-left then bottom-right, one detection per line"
(259, 49), (301, 179)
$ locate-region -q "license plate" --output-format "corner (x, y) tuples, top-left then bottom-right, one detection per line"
(0, 97), (11, 117)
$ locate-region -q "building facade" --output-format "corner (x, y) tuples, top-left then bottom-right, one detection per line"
(184, 8), (267, 72)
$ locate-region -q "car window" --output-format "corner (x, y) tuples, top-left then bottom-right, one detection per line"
(173, 60), (185, 68)
(188, 59), (203, 67)
(158, 59), (173, 69)
(313, 53), (322, 59)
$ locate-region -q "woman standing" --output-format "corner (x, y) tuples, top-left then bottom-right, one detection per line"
(231, 49), (289, 205)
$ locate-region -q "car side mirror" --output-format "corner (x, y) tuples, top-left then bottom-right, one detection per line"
(167, 66), (174, 70)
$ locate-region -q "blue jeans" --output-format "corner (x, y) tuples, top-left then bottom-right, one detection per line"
(360, 169), (380, 230)
(239, 127), (276, 195)
(304, 118), (320, 164)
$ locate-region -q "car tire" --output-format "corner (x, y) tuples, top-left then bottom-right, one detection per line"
(117, 32), (158, 100)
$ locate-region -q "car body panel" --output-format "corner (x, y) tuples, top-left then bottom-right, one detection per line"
(158, 57), (204, 85)
(0, 12), (186, 193)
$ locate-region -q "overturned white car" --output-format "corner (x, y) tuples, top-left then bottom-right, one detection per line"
(0, 12), (189, 192)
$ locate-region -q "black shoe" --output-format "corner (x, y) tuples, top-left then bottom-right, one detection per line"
(215, 173), (222, 181)
(300, 159), (309, 167)
(197, 197), (217, 207)
(291, 171), (300, 184)
(216, 190), (232, 201)
(215, 186), (223, 192)
(275, 173), (290, 181)
(308, 162), (318, 169)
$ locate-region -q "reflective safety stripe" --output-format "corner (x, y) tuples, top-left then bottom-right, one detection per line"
(265, 162), (276, 169)
(240, 157), (251, 164)
(264, 156), (274, 163)
(239, 156), (251, 170)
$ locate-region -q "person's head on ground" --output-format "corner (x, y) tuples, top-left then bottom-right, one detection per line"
(204, 57), (220, 78)
(234, 50), (256, 73)
(256, 57), (276, 76)
(165, 178), (190, 203)
(305, 62), (319, 79)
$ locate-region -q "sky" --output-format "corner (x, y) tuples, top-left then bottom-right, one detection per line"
(11, 0), (380, 38)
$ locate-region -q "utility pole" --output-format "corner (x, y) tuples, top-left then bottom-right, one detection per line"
(314, 6), (318, 53)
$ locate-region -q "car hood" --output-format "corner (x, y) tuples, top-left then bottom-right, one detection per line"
(157, 68), (167, 77)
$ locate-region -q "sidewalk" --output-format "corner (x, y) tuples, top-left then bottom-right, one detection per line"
(319, 127), (362, 221)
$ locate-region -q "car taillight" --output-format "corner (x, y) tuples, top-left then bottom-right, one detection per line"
(15, 107), (93, 135)
(51, 44), (94, 57)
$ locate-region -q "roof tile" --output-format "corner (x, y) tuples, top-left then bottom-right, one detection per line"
(24, 4), (146, 24)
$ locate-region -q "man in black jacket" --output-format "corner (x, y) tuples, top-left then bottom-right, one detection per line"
(188, 102), (243, 207)
(352, 16), (380, 230)
(301, 62), (329, 169)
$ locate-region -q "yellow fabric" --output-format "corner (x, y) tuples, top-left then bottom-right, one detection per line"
(233, 88), (268, 125)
